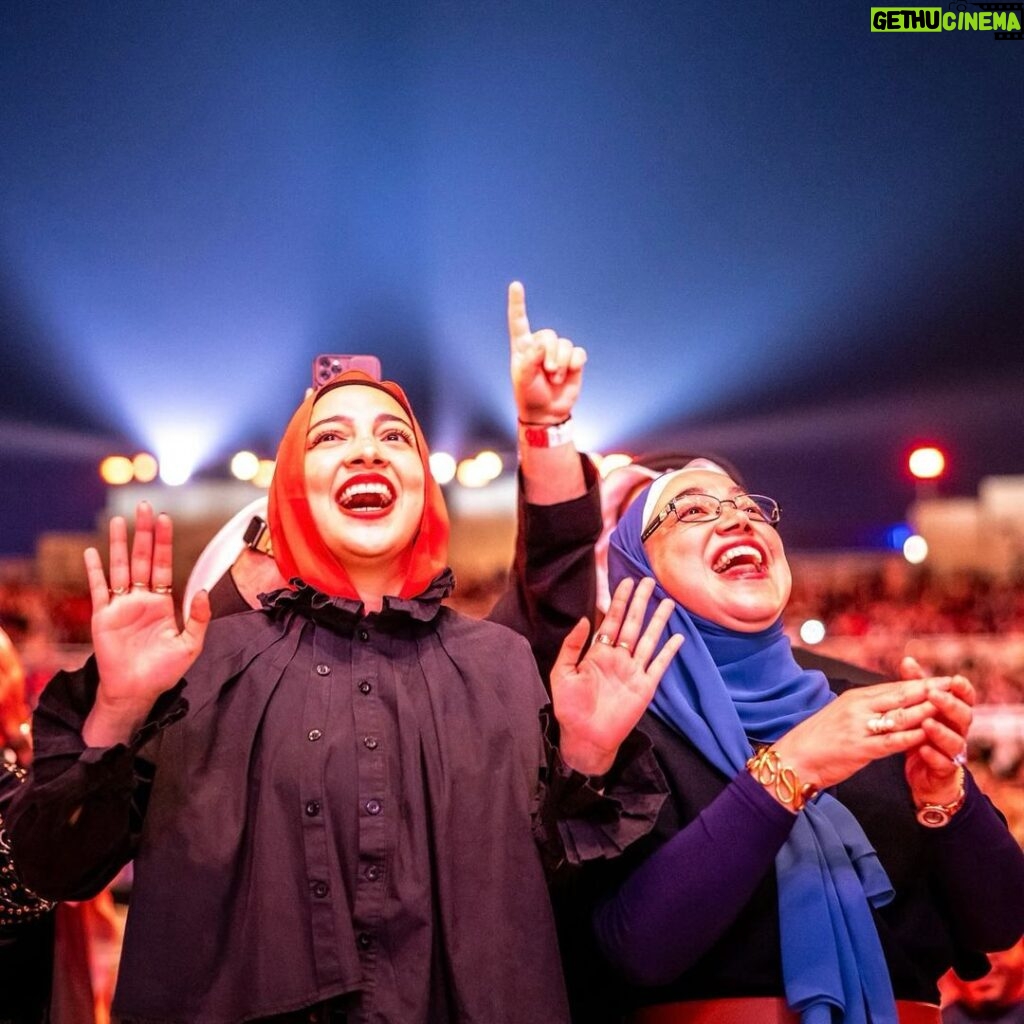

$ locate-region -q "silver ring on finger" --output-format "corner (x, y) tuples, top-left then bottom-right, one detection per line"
(152, 584), (173, 596)
(952, 748), (968, 767)
(594, 633), (613, 646)
(866, 714), (896, 736)
(131, 581), (149, 591)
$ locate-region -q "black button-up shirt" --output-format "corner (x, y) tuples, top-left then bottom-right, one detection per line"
(10, 575), (666, 1024)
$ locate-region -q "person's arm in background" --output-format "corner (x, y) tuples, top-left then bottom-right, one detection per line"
(488, 282), (603, 683)
(0, 628), (32, 765)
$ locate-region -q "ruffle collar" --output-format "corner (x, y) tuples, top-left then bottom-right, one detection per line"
(261, 568), (456, 628)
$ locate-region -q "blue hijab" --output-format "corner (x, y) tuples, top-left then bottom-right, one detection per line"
(609, 489), (898, 1024)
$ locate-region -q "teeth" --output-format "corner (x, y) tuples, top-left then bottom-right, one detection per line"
(338, 482), (394, 507)
(712, 545), (764, 573)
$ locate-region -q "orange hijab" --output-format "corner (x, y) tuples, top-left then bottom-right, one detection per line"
(268, 370), (450, 601)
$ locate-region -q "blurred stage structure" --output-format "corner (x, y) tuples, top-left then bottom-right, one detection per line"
(910, 476), (1024, 576)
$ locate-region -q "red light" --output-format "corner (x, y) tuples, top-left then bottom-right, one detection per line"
(908, 446), (945, 480)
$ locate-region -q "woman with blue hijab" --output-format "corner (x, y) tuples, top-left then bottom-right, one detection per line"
(590, 459), (1024, 1024)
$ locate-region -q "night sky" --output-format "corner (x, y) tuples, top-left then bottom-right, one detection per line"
(1, 1), (1022, 555)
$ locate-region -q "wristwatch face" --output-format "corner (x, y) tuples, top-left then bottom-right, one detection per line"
(916, 805), (952, 828)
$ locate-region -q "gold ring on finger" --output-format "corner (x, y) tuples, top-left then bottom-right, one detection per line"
(616, 641), (632, 650)
(594, 633), (613, 646)
(110, 586), (129, 597)
(866, 714), (896, 736)
(152, 584), (173, 595)
(131, 581), (149, 590)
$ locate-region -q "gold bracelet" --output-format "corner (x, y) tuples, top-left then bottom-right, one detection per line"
(746, 745), (819, 812)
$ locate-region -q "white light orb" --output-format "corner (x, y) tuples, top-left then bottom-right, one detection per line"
(903, 534), (929, 564)
(429, 451), (457, 485)
(799, 619), (826, 645)
(231, 450), (260, 482)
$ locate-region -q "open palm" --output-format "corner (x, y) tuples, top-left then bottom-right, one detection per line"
(551, 577), (682, 777)
(83, 503), (209, 743)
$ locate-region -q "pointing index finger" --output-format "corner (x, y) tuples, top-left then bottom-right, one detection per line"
(507, 280), (532, 349)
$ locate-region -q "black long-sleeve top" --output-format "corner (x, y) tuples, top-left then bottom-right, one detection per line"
(587, 677), (1024, 1017)
(9, 574), (666, 1024)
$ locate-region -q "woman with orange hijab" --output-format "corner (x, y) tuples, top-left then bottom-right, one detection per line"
(10, 362), (680, 1023)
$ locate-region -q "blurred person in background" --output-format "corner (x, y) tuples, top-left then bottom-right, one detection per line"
(942, 938), (1024, 1024)
(0, 628), (32, 768)
(578, 459), (1024, 1024)
(1, 624), (116, 1024)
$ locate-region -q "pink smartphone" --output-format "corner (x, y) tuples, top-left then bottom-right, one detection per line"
(312, 354), (382, 389)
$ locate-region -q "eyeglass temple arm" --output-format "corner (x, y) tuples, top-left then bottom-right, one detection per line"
(640, 504), (673, 543)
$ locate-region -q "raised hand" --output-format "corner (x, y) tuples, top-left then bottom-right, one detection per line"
(551, 577), (683, 776)
(771, 674), (957, 794)
(82, 502), (210, 747)
(898, 655), (975, 807)
(508, 280), (587, 425)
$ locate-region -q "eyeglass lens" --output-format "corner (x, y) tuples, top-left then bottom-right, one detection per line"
(673, 494), (778, 523)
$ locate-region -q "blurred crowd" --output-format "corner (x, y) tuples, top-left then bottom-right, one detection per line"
(3, 556), (1024, 1021)
(4, 560), (1024, 709)
(786, 563), (1024, 704)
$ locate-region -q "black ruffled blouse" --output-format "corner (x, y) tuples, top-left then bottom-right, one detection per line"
(10, 576), (666, 1024)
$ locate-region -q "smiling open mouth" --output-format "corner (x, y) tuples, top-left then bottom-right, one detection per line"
(712, 545), (765, 574)
(337, 481), (395, 511)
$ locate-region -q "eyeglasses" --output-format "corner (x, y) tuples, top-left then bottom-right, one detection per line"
(641, 492), (781, 542)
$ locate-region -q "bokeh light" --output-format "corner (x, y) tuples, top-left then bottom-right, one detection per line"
(595, 453), (634, 477)
(252, 459), (276, 489)
(456, 458), (489, 488)
(231, 451), (260, 482)
(908, 446), (946, 480)
(799, 619), (826, 645)
(429, 451), (457, 485)
(885, 523), (914, 551)
(903, 534), (929, 564)
(132, 452), (159, 483)
(99, 455), (134, 486)
(474, 450), (503, 482)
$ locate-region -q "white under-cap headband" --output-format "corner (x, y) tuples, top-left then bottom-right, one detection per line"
(640, 458), (732, 536)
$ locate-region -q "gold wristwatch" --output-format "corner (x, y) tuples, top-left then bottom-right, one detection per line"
(915, 767), (966, 828)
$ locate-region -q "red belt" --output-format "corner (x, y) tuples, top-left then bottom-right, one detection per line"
(630, 997), (941, 1024)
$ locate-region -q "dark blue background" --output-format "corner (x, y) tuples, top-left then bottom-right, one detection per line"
(1, 1), (1021, 553)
